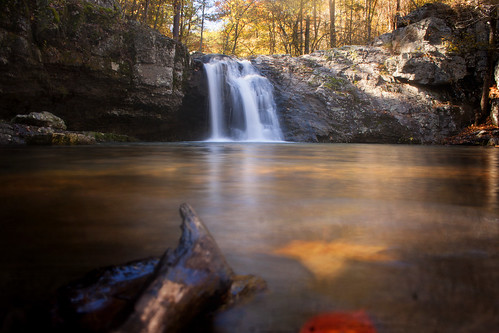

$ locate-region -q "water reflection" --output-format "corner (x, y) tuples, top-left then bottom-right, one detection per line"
(0, 143), (498, 332)
(274, 240), (394, 279)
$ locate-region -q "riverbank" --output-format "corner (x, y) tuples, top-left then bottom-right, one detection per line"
(444, 121), (499, 146)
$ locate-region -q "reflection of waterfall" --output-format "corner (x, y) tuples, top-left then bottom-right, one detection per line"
(204, 58), (283, 142)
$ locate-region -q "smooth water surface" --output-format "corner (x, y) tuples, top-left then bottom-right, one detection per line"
(1, 143), (498, 332)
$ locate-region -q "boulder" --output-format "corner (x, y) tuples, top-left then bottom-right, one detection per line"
(388, 14), (467, 85)
(12, 111), (67, 130)
(395, 2), (455, 28)
(388, 52), (467, 85)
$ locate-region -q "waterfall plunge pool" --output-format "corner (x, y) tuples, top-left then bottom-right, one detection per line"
(1, 142), (498, 332)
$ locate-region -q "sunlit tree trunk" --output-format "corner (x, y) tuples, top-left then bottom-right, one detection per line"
(312, 0), (318, 52)
(278, 23), (290, 54)
(173, 0), (181, 41)
(394, 0), (400, 29)
(270, 13), (276, 54)
(329, 0), (336, 48)
(305, 16), (310, 54)
(365, 0), (377, 42)
(232, 21), (240, 54)
(199, 0), (206, 51)
(299, 0), (304, 55)
(179, 0), (185, 40)
(348, 0), (353, 44)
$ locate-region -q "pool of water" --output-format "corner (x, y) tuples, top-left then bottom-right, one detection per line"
(1, 143), (498, 332)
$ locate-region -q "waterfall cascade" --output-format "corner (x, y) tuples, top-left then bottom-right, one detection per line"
(204, 58), (283, 142)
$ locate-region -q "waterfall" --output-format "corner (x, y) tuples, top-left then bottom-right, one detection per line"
(204, 58), (283, 142)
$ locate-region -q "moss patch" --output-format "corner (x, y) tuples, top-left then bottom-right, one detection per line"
(324, 76), (348, 90)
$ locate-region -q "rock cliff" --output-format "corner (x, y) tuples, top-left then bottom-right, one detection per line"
(251, 3), (492, 143)
(1, 1), (496, 144)
(0, 0), (190, 141)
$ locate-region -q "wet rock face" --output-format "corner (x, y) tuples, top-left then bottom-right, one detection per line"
(253, 45), (474, 144)
(0, 0), (191, 141)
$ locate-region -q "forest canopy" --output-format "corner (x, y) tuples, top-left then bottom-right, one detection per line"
(117, 0), (492, 56)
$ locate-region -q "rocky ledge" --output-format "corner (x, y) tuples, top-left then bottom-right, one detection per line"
(0, 111), (135, 145)
(251, 3), (498, 144)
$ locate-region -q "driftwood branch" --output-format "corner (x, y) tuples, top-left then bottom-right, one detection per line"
(115, 203), (235, 333)
(52, 203), (266, 333)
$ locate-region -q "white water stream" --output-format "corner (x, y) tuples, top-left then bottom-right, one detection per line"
(204, 58), (283, 142)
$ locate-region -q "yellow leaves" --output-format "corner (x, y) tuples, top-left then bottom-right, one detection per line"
(274, 239), (395, 279)
(489, 85), (499, 99)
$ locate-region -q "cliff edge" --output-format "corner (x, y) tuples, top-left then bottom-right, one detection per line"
(0, 0), (190, 141)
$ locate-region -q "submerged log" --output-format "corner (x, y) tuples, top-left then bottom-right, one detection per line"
(52, 203), (266, 333)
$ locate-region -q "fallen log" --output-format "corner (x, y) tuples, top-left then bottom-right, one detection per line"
(52, 203), (266, 333)
(114, 203), (235, 333)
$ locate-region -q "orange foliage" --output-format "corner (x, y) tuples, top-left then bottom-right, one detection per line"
(300, 310), (377, 333)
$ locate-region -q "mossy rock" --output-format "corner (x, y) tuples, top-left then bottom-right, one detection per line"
(86, 131), (138, 142)
(26, 132), (97, 145)
(324, 76), (348, 90)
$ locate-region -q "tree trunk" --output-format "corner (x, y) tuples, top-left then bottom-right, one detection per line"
(348, 0), (353, 44)
(131, 0), (137, 19)
(121, 0), (129, 19)
(329, 0), (336, 48)
(270, 14), (276, 54)
(299, 0), (304, 55)
(479, 6), (498, 124)
(173, 0), (181, 41)
(180, 0), (185, 40)
(312, 0), (318, 52)
(142, 0), (150, 23)
(365, 0), (371, 42)
(199, 0), (206, 52)
(232, 21), (240, 55)
(305, 16), (310, 54)
(394, 0), (401, 30)
(153, 4), (161, 30)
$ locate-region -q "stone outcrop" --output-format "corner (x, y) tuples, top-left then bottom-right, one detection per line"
(1, 111), (136, 145)
(12, 111), (67, 130)
(251, 3), (489, 143)
(0, 0), (190, 141)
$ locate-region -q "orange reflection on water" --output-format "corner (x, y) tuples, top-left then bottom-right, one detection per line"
(274, 240), (395, 279)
